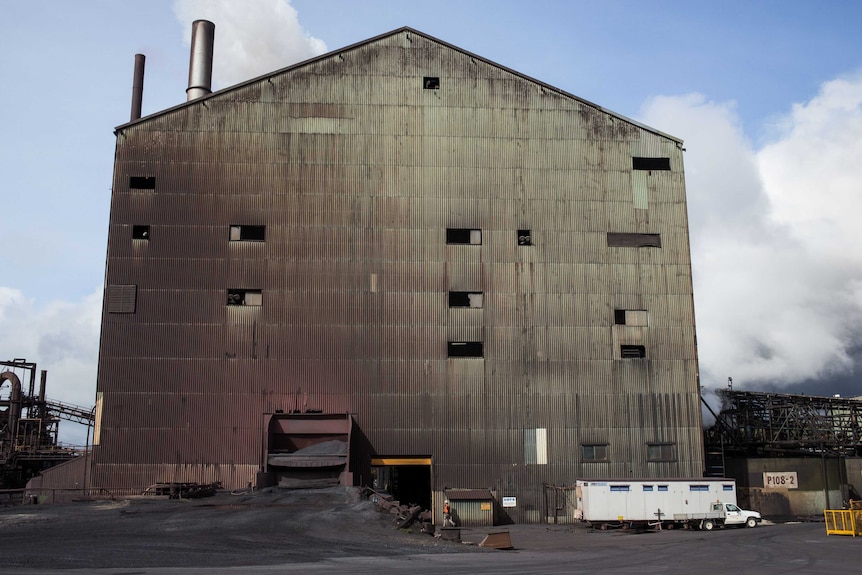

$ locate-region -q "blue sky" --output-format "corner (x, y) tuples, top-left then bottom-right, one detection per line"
(2, 0), (862, 443)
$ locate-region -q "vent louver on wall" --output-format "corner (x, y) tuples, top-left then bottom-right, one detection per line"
(106, 284), (137, 314)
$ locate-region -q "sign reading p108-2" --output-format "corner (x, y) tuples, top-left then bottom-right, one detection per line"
(763, 471), (798, 489)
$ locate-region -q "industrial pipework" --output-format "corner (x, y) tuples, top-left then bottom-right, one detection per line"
(130, 53), (145, 121)
(186, 19), (215, 101)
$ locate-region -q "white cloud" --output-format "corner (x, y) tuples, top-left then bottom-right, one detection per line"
(173, 0), (327, 89)
(0, 286), (101, 445)
(0, 287), (26, 323)
(759, 74), (862, 254)
(639, 74), (862, 390)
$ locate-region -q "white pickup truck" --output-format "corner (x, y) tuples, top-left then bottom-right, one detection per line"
(674, 501), (762, 530)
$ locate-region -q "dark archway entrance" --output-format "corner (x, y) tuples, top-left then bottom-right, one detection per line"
(370, 457), (431, 509)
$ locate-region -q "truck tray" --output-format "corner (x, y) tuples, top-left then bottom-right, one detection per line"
(672, 512), (723, 521)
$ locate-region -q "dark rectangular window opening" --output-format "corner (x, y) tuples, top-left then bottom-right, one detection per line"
(609, 485), (630, 492)
(621, 345), (646, 359)
(227, 289), (262, 306)
(447, 341), (484, 358)
(229, 225), (266, 242)
(581, 444), (608, 462)
(647, 444), (677, 462)
(658, 485), (669, 492)
(446, 228), (482, 245)
(448, 291), (484, 308)
(615, 309), (648, 327)
(689, 485), (709, 492)
(132, 225), (150, 240)
(129, 176), (155, 189)
(632, 157), (671, 171)
(607, 232), (662, 248)
(517, 229), (532, 246)
(423, 76), (440, 89)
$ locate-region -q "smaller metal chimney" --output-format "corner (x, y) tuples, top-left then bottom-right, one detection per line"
(186, 20), (215, 101)
(130, 54), (146, 121)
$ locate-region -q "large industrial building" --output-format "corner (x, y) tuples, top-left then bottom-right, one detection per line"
(87, 24), (702, 523)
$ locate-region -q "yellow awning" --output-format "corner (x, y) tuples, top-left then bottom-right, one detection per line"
(371, 457), (432, 466)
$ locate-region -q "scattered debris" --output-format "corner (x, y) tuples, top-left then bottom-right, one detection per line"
(143, 482), (221, 499)
(360, 487), (511, 549)
(479, 531), (513, 549)
(362, 487), (435, 534)
(437, 527), (461, 542)
(397, 505), (422, 528)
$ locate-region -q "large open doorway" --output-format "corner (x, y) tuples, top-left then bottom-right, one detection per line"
(370, 457), (431, 509)
(264, 413), (353, 488)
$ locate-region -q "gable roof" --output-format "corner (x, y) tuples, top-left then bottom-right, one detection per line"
(116, 26), (681, 143)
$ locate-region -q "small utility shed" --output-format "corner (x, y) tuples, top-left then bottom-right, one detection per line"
(446, 489), (496, 526)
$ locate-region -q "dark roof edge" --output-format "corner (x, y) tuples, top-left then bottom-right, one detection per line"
(115, 26), (682, 144)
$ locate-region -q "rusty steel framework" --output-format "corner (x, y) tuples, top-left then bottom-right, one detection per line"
(0, 359), (95, 487)
(705, 389), (862, 457)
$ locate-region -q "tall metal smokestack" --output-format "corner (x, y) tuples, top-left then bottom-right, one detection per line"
(130, 54), (146, 121)
(38, 370), (47, 420)
(186, 20), (215, 101)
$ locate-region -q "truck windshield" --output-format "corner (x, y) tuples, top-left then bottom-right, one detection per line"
(726, 504), (740, 512)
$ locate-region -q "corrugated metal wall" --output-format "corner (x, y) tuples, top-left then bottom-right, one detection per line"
(93, 28), (703, 522)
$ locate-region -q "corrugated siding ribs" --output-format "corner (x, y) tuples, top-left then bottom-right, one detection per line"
(94, 28), (702, 520)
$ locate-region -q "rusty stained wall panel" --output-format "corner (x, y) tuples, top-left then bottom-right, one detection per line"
(27, 456), (91, 493)
(93, 28), (702, 520)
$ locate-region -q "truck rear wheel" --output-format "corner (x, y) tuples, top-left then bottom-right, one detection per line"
(746, 517), (758, 528)
(702, 519), (715, 531)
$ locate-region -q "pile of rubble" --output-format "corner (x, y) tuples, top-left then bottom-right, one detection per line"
(362, 488), (435, 534)
(143, 481), (222, 499)
(362, 487), (514, 549)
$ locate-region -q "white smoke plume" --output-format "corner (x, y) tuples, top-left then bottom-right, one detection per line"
(700, 387), (725, 429)
(640, 73), (862, 392)
(173, 0), (327, 89)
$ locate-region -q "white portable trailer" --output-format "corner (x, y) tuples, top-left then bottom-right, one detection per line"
(575, 478), (761, 529)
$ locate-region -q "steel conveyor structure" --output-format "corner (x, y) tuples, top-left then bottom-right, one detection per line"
(704, 389), (862, 457)
(0, 359), (95, 486)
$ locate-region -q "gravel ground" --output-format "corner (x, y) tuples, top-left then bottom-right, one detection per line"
(3, 494), (861, 575)
(0, 487), (482, 570)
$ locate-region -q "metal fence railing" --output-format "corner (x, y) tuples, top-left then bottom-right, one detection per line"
(824, 502), (862, 537)
(824, 510), (857, 536)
